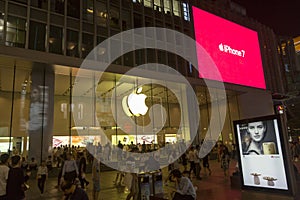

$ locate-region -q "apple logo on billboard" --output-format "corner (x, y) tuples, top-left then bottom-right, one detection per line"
(122, 87), (148, 116)
(218, 43), (224, 52)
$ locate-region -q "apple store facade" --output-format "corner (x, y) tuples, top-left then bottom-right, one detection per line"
(0, 0), (282, 162)
(0, 58), (244, 160)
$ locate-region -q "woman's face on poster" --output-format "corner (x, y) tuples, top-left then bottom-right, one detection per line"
(247, 121), (266, 142)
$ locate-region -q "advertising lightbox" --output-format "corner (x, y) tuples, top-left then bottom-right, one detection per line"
(233, 115), (292, 194)
(192, 7), (266, 89)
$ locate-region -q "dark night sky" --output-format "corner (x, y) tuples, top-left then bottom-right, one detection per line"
(232, 0), (300, 37)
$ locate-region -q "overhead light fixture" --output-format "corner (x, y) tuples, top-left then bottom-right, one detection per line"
(87, 8), (93, 14)
(71, 126), (87, 130)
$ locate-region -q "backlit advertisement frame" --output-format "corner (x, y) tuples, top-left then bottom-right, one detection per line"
(233, 115), (293, 195)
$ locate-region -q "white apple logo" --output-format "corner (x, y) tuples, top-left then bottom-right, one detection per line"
(219, 43), (224, 52)
(122, 88), (148, 116)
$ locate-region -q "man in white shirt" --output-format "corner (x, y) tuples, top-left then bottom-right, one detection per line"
(0, 154), (9, 199)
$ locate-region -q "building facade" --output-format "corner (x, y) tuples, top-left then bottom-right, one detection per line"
(0, 0), (284, 161)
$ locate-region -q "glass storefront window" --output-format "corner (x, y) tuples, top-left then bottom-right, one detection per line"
(95, 1), (107, 27)
(135, 49), (145, 66)
(66, 29), (79, 57)
(0, 64), (13, 153)
(11, 65), (32, 156)
(122, 10), (132, 31)
(134, 13), (143, 28)
(83, 0), (94, 22)
(0, 13), (3, 43)
(49, 25), (63, 54)
(110, 6), (119, 30)
(144, 0), (152, 8)
(50, 0), (64, 15)
(53, 65), (71, 143)
(12, 0), (27, 4)
(29, 21), (46, 51)
(182, 2), (190, 21)
(173, 0), (181, 17)
(6, 16), (26, 48)
(82, 33), (94, 58)
(164, 0), (171, 14)
(31, 0), (48, 10)
(67, 0), (79, 19)
(0, 54), (242, 162)
(154, 0), (162, 11)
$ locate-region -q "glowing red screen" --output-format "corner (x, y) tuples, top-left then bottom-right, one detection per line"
(192, 6), (266, 89)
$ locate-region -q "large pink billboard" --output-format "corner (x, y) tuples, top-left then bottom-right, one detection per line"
(192, 7), (266, 89)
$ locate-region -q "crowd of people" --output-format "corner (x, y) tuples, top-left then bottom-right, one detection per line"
(0, 136), (298, 200)
(0, 145), (96, 200)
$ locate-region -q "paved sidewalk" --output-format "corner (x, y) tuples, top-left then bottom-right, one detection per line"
(25, 159), (300, 200)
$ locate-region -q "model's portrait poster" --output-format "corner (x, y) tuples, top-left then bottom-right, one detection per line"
(234, 117), (289, 191)
(239, 120), (279, 155)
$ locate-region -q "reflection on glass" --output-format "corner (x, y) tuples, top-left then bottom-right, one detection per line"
(144, 0), (152, 8)
(13, 0), (27, 4)
(66, 29), (79, 57)
(173, 0), (181, 16)
(83, 0), (93, 22)
(122, 10), (131, 31)
(31, 0), (48, 9)
(6, 16), (26, 48)
(0, 14), (3, 42)
(49, 25), (63, 54)
(182, 2), (190, 21)
(134, 14), (142, 28)
(82, 33), (93, 58)
(95, 1), (107, 27)
(164, 0), (171, 14)
(154, 0), (162, 11)
(0, 65), (13, 153)
(67, 0), (79, 18)
(29, 21), (46, 51)
(110, 6), (119, 29)
(50, 0), (64, 15)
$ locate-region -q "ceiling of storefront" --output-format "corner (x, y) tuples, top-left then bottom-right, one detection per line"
(0, 56), (237, 106)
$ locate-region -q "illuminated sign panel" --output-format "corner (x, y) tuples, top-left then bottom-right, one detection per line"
(192, 6), (266, 89)
(233, 115), (293, 194)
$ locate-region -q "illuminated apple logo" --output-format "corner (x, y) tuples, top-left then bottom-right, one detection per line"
(218, 43), (224, 52)
(122, 87), (148, 116)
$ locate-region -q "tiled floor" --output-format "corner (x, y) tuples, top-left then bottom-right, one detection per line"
(25, 159), (300, 200)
